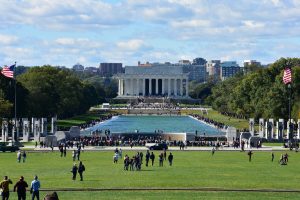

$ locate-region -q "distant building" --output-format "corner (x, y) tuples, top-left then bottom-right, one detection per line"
(99, 63), (123, 77)
(243, 60), (262, 74)
(178, 60), (191, 65)
(192, 57), (207, 65)
(243, 60), (261, 67)
(84, 67), (98, 74)
(206, 60), (221, 79)
(72, 63), (84, 72)
(220, 61), (242, 80)
(183, 64), (207, 82)
(115, 64), (189, 98)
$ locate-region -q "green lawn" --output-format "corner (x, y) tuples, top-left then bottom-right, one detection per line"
(0, 151), (299, 199)
(182, 109), (249, 130)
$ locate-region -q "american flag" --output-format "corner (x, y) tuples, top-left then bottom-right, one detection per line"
(1, 64), (15, 78)
(283, 67), (292, 85)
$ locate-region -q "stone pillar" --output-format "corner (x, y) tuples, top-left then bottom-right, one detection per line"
(168, 79), (171, 97)
(249, 118), (254, 136)
(155, 78), (158, 95)
(185, 79), (189, 97)
(1, 119), (8, 142)
(179, 79), (183, 96)
(286, 119), (295, 140)
(162, 79), (165, 96)
(31, 118), (36, 135)
(259, 118), (264, 138)
(34, 119), (40, 142)
(16, 119), (20, 140)
(173, 79), (176, 96)
(51, 117), (57, 134)
(118, 79), (121, 96)
(41, 118), (47, 135)
(268, 119), (274, 139)
(276, 119), (284, 140)
(149, 78), (152, 96)
(143, 79), (146, 96)
(11, 120), (15, 142)
(121, 79), (124, 95)
(22, 118), (29, 142)
(296, 119), (300, 139)
(137, 78), (140, 96)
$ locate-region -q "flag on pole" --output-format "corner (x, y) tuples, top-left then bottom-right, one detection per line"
(283, 67), (292, 85)
(1, 64), (15, 78)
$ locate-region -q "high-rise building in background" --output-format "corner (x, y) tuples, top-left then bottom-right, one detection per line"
(206, 60), (221, 80)
(220, 61), (242, 80)
(99, 63), (123, 77)
(72, 63), (85, 72)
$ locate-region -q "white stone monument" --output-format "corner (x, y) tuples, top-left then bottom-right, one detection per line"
(51, 117), (57, 134)
(22, 118), (29, 142)
(286, 119), (295, 140)
(226, 127), (237, 144)
(276, 119), (284, 140)
(31, 118), (36, 136)
(259, 118), (264, 138)
(1, 119), (8, 142)
(41, 118), (47, 135)
(249, 118), (255, 136)
(34, 119), (41, 141)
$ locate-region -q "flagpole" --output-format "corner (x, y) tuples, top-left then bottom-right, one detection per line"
(14, 61), (17, 143)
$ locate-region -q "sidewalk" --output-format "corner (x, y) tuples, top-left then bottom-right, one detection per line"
(22, 145), (290, 152)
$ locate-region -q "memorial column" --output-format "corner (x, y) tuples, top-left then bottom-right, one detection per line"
(168, 79), (171, 96)
(162, 78), (165, 96)
(156, 78), (158, 95)
(137, 78), (140, 96)
(174, 78), (177, 96)
(180, 79), (183, 96)
(143, 78), (146, 96)
(149, 78), (152, 96)
(185, 79), (189, 97)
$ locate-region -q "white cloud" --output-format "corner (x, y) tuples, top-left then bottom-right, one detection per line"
(116, 39), (145, 51)
(0, 34), (18, 45)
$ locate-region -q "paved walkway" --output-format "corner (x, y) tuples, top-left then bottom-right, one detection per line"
(23, 145), (289, 152)
(33, 187), (300, 193)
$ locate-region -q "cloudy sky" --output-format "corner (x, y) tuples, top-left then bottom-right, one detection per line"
(0, 0), (299, 67)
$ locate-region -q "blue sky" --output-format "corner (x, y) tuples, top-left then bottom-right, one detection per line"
(0, 0), (300, 67)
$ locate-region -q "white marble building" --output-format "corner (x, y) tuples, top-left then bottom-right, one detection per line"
(115, 64), (189, 98)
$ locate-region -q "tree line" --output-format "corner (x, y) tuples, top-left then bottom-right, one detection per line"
(0, 66), (117, 119)
(205, 58), (300, 120)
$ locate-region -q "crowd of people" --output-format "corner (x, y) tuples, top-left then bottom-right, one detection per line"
(111, 148), (174, 171)
(0, 175), (41, 200)
(192, 114), (227, 130)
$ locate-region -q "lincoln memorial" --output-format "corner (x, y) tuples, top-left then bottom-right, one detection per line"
(115, 64), (189, 98)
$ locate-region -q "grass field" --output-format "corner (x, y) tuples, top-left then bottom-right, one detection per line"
(182, 109), (249, 130)
(1, 150), (299, 199)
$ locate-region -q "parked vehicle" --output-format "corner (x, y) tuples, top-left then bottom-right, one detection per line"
(148, 143), (168, 150)
(0, 142), (19, 152)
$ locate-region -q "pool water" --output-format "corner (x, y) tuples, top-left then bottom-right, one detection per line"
(88, 115), (224, 135)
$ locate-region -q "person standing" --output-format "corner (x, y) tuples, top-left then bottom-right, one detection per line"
(78, 161), (85, 181)
(71, 164), (78, 180)
(212, 147), (215, 156)
(248, 150), (253, 162)
(159, 153), (163, 167)
(145, 150), (150, 167)
(17, 150), (21, 163)
(168, 152), (173, 166)
(72, 150), (76, 162)
(30, 176), (40, 200)
(13, 176), (28, 200)
(150, 152), (155, 166)
(22, 151), (27, 163)
(0, 176), (13, 200)
(271, 152), (274, 162)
